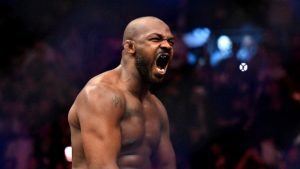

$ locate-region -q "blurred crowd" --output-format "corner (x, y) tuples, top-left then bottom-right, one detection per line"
(1, 0), (300, 169)
(157, 27), (300, 169)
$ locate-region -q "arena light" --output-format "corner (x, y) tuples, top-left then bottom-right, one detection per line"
(64, 146), (72, 162)
(183, 27), (211, 48)
(187, 52), (198, 65)
(210, 35), (232, 66)
(237, 34), (257, 62)
(217, 35), (232, 51)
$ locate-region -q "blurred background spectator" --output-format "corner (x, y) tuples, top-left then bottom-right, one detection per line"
(0, 0), (300, 169)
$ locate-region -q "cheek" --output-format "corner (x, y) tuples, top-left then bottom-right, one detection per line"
(138, 52), (156, 64)
(141, 42), (158, 53)
(135, 43), (159, 63)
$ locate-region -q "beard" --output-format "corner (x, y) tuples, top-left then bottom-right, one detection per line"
(135, 55), (151, 83)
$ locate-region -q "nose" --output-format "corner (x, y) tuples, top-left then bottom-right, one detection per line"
(160, 39), (172, 50)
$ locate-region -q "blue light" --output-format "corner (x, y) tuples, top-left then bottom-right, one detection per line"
(187, 52), (198, 65)
(183, 27), (211, 48)
(210, 35), (233, 66)
(210, 50), (232, 66)
(217, 35), (232, 51)
(236, 35), (257, 62)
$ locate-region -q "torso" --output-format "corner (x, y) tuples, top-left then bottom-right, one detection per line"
(69, 69), (164, 169)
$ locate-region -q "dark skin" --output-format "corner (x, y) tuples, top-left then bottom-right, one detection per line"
(68, 16), (176, 169)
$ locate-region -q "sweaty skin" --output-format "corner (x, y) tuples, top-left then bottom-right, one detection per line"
(68, 16), (176, 169)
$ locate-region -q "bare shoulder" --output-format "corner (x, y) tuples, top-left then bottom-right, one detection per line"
(68, 70), (125, 126)
(84, 78), (124, 108)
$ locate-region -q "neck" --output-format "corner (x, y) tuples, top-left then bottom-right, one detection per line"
(118, 57), (150, 99)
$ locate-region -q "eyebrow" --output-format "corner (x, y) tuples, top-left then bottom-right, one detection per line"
(148, 33), (175, 40)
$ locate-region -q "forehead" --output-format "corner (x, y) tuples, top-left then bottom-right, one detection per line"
(138, 20), (173, 37)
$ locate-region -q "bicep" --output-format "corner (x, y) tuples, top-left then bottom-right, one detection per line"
(78, 88), (124, 168)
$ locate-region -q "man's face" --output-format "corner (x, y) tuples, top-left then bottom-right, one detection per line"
(134, 21), (174, 83)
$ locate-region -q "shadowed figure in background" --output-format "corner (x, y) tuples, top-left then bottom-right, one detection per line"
(68, 16), (176, 169)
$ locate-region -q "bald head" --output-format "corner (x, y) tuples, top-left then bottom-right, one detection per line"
(122, 16), (170, 43)
(120, 16), (174, 83)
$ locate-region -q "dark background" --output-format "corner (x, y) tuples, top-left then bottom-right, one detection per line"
(1, 0), (300, 169)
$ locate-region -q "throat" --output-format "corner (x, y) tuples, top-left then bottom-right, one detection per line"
(120, 65), (150, 99)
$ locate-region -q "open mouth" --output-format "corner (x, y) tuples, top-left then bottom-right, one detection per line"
(156, 54), (170, 70)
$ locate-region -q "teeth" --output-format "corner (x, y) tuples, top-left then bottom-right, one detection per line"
(161, 55), (167, 59)
(157, 67), (166, 74)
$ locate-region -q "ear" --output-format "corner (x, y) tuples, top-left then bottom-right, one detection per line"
(123, 40), (135, 54)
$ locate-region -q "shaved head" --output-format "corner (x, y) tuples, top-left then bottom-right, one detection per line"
(121, 16), (174, 83)
(122, 16), (170, 43)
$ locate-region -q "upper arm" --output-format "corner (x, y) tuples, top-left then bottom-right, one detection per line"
(154, 97), (176, 169)
(77, 84), (124, 169)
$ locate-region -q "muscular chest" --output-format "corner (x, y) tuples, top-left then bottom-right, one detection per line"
(120, 99), (162, 152)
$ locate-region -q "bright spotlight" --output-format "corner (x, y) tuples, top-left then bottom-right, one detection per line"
(217, 35), (232, 51)
(210, 35), (233, 66)
(64, 146), (72, 162)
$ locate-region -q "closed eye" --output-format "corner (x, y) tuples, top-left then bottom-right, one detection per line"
(149, 37), (175, 46)
(150, 37), (163, 42)
(148, 34), (175, 46)
(167, 39), (175, 46)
